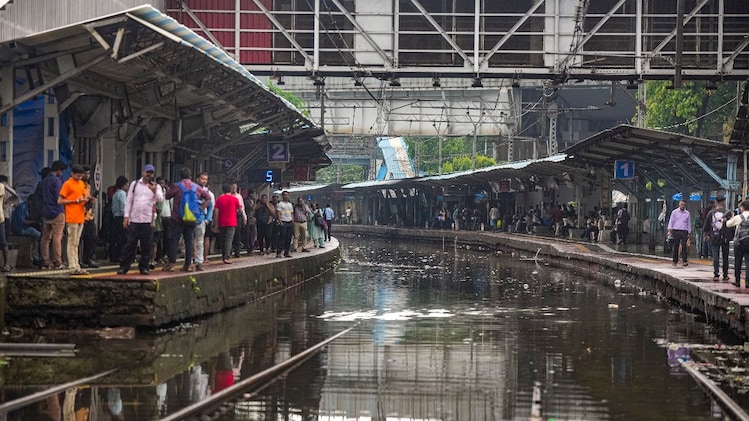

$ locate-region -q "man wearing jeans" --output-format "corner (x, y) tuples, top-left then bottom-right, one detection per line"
(164, 168), (211, 272)
(667, 199), (692, 267)
(323, 203), (334, 241)
(40, 160), (66, 270)
(193, 172), (213, 271)
(702, 195), (731, 282)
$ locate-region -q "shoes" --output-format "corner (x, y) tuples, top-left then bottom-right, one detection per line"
(713, 275), (720, 281)
(195, 264), (204, 271)
(276, 253), (282, 258)
(223, 259), (232, 264)
(149, 263), (156, 270)
(117, 269), (128, 275)
(181, 265), (194, 272)
(80, 262), (90, 268)
(723, 275), (730, 281)
(284, 253), (291, 258)
(72, 269), (90, 275)
(683, 262), (689, 267)
(733, 281), (741, 288)
(162, 263), (175, 272)
(83, 261), (100, 269)
(259, 251), (265, 256)
(672, 263), (677, 267)
(233, 253), (241, 258)
(1, 265), (10, 272)
(319, 245), (325, 248)
(302, 248), (310, 252)
(139, 269), (149, 275)
(52, 264), (66, 270)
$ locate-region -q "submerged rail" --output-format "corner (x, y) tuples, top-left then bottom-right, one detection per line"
(160, 323), (359, 421)
(680, 358), (749, 421)
(0, 369), (118, 415)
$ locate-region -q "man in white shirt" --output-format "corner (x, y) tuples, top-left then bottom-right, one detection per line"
(117, 164), (164, 275)
(275, 191), (294, 258)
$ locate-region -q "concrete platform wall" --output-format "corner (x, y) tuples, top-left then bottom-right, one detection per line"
(3, 248), (340, 329)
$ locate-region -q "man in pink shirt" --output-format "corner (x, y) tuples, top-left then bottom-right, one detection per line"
(117, 164), (164, 275)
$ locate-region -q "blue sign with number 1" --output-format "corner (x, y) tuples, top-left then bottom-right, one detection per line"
(614, 160), (635, 179)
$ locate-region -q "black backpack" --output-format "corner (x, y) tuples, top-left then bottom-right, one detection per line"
(735, 215), (749, 245)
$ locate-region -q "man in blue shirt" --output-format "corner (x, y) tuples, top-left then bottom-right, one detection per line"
(323, 204), (334, 241)
(40, 160), (66, 270)
(667, 200), (692, 267)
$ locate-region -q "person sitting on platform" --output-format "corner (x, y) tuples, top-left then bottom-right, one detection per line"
(581, 219), (599, 242)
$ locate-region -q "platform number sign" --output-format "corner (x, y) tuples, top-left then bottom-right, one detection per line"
(268, 141), (289, 163)
(614, 160), (635, 179)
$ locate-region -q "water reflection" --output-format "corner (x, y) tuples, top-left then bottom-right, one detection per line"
(0, 237), (745, 420)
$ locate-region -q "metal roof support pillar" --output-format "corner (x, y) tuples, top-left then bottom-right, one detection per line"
(548, 103), (558, 156)
(648, 194), (660, 251)
(727, 151), (739, 210)
(44, 90), (59, 167)
(0, 65), (13, 185)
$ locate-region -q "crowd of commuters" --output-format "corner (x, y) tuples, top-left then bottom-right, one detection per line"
(0, 161), (340, 275)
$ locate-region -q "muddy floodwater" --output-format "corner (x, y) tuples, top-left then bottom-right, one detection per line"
(3, 237), (749, 420)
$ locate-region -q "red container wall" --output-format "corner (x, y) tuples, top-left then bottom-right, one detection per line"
(165, 0), (271, 64)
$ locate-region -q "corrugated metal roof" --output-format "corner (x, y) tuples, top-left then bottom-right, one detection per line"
(0, 4), (329, 171)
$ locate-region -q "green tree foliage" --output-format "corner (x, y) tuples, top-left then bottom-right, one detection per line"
(267, 82), (311, 118)
(403, 136), (498, 174)
(315, 165), (366, 183)
(643, 80), (737, 139)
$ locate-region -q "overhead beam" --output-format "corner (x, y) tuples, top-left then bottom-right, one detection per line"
(179, 1), (227, 52)
(479, 0), (545, 70)
(251, 0), (314, 67)
(409, 0), (473, 69)
(0, 54), (107, 115)
(328, 0), (394, 68)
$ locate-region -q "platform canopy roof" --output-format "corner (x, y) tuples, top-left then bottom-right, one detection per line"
(0, 5), (329, 173)
(563, 125), (737, 193)
(321, 125), (737, 197)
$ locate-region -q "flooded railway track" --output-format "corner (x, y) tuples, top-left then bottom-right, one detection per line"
(159, 323), (358, 421)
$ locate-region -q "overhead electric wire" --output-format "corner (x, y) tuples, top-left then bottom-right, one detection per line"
(654, 95), (739, 130)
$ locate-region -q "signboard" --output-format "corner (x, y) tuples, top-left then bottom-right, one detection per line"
(267, 141), (289, 163)
(614, 160), (635, 179)
(247, 168), (281, 183)
(222, 158), (239, 173)
(93, 162), (101, 191)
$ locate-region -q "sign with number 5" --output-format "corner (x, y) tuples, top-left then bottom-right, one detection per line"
(268, 141), (289, 163)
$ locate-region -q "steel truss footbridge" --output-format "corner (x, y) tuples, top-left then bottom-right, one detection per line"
(160, 0), (749, 175)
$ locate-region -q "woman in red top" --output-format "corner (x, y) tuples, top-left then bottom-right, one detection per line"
(213, 184), (242, 264)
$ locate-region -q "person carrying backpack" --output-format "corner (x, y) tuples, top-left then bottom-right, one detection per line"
(727, 200), (749, 288)
(164, 168), (211, 272)
(702, 196), (732, 282)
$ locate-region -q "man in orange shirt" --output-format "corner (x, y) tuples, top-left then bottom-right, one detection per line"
(58, 165), (90, 275)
